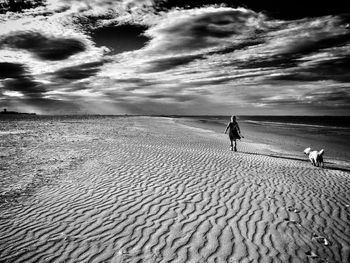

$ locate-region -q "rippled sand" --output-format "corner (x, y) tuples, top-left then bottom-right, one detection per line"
(0, 117), (349, 262)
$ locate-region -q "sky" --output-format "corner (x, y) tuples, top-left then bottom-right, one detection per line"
(0, 0), (349, 115)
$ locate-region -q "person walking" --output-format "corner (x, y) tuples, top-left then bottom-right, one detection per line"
(224, 115), (243, 151)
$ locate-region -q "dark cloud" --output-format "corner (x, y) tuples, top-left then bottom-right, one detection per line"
(145, 39), (264, 73)
(90, 24), (150, 54)
(146, 93), (196, 102)
(246, 86), (350, 108)
(208, 40), (264, 55)
(0, 31), (86, 60)
(231, 32), (350, 78)
(0, 0), (45, 14)
(146, 8), (264, 54)
(304, 87), (350, 106)
(272, 56), (350, 82)
(313, 56), (350, 82)
(189, 76), (239, 87)
(0, 62), (45, 97)
(145, 54), (203, 72)
(236, 56), (298, 70)
(281, 31), (350, 58)
(239, 0), (350, 19)
(268, 73), (318, 82)
(0, 62), (26, 79)
(237, 26), (350, 70)
(119, 78), (160, 89)
(179, 12), (247, 39)
(3, 77), (44, 97)
(143, 6), (350, 80)
(53, 60), (107, 80)
(156, 0), (350, 19)
(116, 78), (154, 85)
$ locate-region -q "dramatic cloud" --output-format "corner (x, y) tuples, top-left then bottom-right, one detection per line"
(143, 7), (267, 55)
(0, 0), (45, 14)
(1, 1), (350, 115)
(271, 55), (350, 82)
(0, 62), (45, 97)
(52, 60), (107, 80)
(256, 85), (350, 111)
(0, 31), (86, 60)
(0, 62), (45, 98)
(0, 62), (26, 79)
(90, 24), (149, 54)
(3, 78), (44, 97)
(304, 86), (350, 107)
(155, 0), (350, 20)
(145, 54), (203, 72)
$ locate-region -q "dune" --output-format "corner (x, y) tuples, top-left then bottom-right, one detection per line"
(0, 116), (349, 262)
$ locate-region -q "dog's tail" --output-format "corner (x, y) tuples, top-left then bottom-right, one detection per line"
(318, 149), (324, 156)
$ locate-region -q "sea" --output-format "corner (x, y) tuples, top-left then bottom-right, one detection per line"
(185, 115), (350, 128)
(1, 114), (349, 127)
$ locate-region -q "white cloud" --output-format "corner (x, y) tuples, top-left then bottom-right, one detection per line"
(142, 7), (267, 55)
(1, 2), (349, 114)
(3, 90), (24, 97)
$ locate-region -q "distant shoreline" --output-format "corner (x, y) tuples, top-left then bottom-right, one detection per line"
(0, 111), (36, 115)
(2, 114), (350, 116)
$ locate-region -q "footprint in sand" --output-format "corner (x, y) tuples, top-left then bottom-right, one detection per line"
(287, 206), (300, 213)
(305, 251), (329, 263)
(312, 233), (331, 246)
(305, 250), (318, 259)
(283, 217), (301, 226)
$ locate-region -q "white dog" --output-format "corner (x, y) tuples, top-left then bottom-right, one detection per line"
(304, 147), (324, 168)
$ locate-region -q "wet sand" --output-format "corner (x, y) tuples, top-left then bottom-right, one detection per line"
(0, 116), (349, 262)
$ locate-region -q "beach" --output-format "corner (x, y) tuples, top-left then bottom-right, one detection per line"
(0, 116), (349, 262)
(177, 116), (350, 170)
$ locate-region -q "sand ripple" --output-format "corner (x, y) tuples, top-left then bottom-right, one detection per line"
(0, 117), (349, 262)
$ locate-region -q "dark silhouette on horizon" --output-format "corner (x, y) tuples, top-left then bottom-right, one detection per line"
(1, 108), (36, 115)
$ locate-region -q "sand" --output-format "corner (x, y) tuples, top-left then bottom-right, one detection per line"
(0, 116), (349, 263)
(177, 117), (350, 171)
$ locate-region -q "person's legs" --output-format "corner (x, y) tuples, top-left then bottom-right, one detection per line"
(234, 140), (237, 152)
(230, 139), (233, 150)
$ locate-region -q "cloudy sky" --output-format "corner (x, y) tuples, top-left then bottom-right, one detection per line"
(0, 0), (349, 115)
